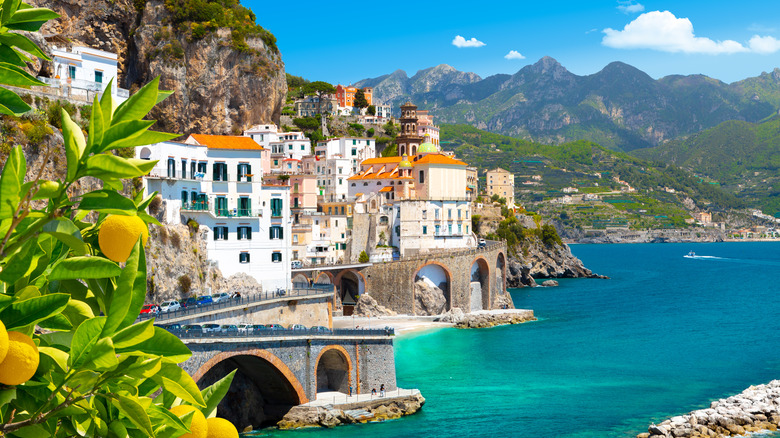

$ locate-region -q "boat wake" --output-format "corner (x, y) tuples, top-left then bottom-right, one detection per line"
(684, 253), (780, 267)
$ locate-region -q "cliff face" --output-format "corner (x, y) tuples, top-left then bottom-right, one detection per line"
(29, 0), (286, 135)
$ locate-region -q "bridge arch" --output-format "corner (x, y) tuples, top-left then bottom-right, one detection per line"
(192, 349), (307, 430)
(335, 269), (366, 308)
(496, 252), (507, 295)
(292, 273), (309, 286)
(413, 262), (452, 315)
(470, 256), (491, 311)
(315, 345), (352, 394)
(314, 271), (334, 285)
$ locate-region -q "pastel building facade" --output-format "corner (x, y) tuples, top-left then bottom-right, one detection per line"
(486, 167), (515, 207)
(47, 45), (130, 102)
(138, 135), (292, 291)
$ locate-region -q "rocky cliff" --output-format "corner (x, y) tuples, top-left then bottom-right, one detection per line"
(29, 0), (286, 135)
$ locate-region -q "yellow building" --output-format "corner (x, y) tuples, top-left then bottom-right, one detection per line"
(486, 167), (515, 207)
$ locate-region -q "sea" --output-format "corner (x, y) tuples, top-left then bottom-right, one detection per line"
(254, 242), (780, 437)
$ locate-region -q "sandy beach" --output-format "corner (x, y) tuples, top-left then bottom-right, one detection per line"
(332, 315), (454, 336)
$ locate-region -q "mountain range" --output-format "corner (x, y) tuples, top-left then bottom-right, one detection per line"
(355, 58), (780, 151)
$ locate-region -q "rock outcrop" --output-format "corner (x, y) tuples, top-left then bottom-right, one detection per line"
(637, 380), (780, 438)
(353, 294), (396, 317)
(413, 279), (447, 315)
(31, 0), (286, 135)
(506, 240), (608, 288)
(277, 393), (426, 429)
(453, 309), (536, 328)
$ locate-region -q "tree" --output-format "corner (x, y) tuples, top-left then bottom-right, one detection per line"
(0, 6), (235, 435)
(366, 128), (375, 137)
(358, 251), (369, 263)
(353, 89), (369, 109)
(381, 143), (398, 157)
(301, 81), (335, 114)
(367, 105), (376, 116)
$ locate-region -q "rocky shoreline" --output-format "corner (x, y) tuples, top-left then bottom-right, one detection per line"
(637, 380), (780, 438)
(436, 309), (537, 328)
(277, 393), (425, 429)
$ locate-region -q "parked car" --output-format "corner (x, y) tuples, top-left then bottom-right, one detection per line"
(181, 297), (198, 308)
(311, 326), (331, 333)
(288, 324), (306, 330)
(164, 323), (182, 331)
(182, 324), (203, 333)
(291, 260), (303, 269)
(236, 324), (252, 333)
(196, 295), (213, 306)
(265, 323), (284, 330)
(478, 238), (486, 248)
(159, 300), (181, 313)
(211, 292), (230, 303)
(140, 304), (158, 315)
(219, 324), (238, 334)
(202, 323), (221, 333)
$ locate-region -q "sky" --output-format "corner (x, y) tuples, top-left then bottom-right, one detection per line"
(244, 0), (780, 85)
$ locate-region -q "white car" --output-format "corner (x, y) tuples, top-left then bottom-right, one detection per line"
(237, 324), (252, 333)
(159, 300), (180, 313)
(211, 292), (230, 303)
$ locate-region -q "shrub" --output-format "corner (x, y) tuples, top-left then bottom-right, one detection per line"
(149, 195), (162, 213)
(358, 250), (369, 263)
(187, 217), (200, 234)
(170, 230), (181, 248)
(178, 275), (192, 294)
(20, 121), (52, 146)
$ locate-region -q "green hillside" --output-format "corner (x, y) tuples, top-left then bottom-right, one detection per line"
(632, 117), (780, 216)
(441, 124), (745, 230)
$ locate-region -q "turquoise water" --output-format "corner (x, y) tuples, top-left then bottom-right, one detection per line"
(258, 242), (780, 437)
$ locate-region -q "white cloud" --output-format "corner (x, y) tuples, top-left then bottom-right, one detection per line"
(504, 50), (526, 60)
(617, 1), (645, 14)
(747, 23), (777, 33)
(602, 11), (749, 54)
(452, 35), (486, 48)
(748, 35), (780, 54)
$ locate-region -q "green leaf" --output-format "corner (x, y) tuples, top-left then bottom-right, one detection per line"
(0, 61), (44, 86)
(38, 346), (68, 371)
(0, 86), (30, 115)
(122, 356), (161, 379)
(79, 190), (138, 215)
(0, 145), (25, 218)
(49, 256), (121, 280)
(99, 78), (114, 122)
(97, 119), (155, 151)
(107, 420), (128, 438)
(0, 27), (50, 60)
(0, 293), (69, 329)
(61, 298), (95, 328)
(116, 327), (192, 363)
(38, 312), (72, 330)
(99, 126), (178, 153)
(137, 211), (161, 226)
(31, 180), (60, 200)
(7, 7), (59, 25)
(120, 239), (146, 330)
(148, 404), (190, 438)
(156, 89), (173, 104)
(113, 394), (154, 436)
(0, 387), (16, 408)
(156, 362), (205, 408)
(62, 109), (86, 181)
(112, 318), (154, 349)
(136, 191), (158, 211)
(112, 77), (160, 126)
(69, 317), (105, 368)
(0, 238), (36, 282)
(1, 0), (20, 26)
(87, 94), (103, 152)
(200, 369), (236, 418)
(102, 239), (142, 336)
(7, 423), (50, 438)
(84, 154), (152, 179)
(68, 370), (100, 394)
(41, 218), (88, 255)
(84, 337), (117, 371)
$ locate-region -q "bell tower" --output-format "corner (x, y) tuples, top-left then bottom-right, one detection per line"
(395, 101), (423, 157)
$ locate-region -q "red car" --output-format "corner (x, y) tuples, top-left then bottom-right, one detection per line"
(140, 304), (158, 315)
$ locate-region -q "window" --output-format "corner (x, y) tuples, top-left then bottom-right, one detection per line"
(197, 162), (207, 175)
(213, 226), (228, 241)
(215, 197), (228, 216)
(435, 209), (440, 219)
(466, 225), (469, 234)
(181, 190), (188, 206)
(448, 209), (452, 219)
(212, 162), (228, 181)
(237, 163), (252, 182)
(190, 161), (196, 179)
(237, 226), (252, 240)
(458, 209), (462, 220)
(395, 225), (400, 236)
(293, 234), (298, 244)
(435, 225), (440, 235)
(458, 224), (462, 234)
(422, 210), (427, 219)
(271, 252), (282, 263)
(269, 225), (283, 239)
(270, 198), (283, 217)
(339, 178), (343, 185)
(292, 250), (298, 259)
(181, 159), (187, 178)
(352, 148), (357, 156)
(167, 158), (175, 178)
(352, 139), (356, 145)
(351, 183), (356, 187)
(239, 252), (250, 263)
(288, 144), (293, 150)
(423, 225), (427, 235)
(238, 197), (251, 216)
(94, 71), (103, 83)
(68, 65), (76, 79)
(340, 206), (345, 215)
(448, 224), (453, 235)
(419, 170), (425, 184)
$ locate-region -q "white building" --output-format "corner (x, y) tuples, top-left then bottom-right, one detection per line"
(315, 137), (375, 169)
(137, 135), (292, 291)
(46, 45), (130, 102)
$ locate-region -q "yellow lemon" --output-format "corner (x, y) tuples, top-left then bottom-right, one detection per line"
(170, 405), (207, 438)
(205, 417), (239, 438)
(0, 320), (9, 364)
(0, 331), (39, 385)
(98, 215), (149, 263)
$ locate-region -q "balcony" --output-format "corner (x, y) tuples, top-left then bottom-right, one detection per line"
(215, 208), (261, 218)
(181, 201), (209, 212)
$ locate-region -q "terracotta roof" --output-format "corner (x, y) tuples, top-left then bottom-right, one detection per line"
(379, 186), (392, 192)
(190, 134), (264, 151)
(361, 157), (403, 165)
(414, 154), (466, 166)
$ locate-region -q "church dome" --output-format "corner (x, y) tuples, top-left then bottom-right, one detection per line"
(417, 134), (437, 154)
(398, 154), (412, 168)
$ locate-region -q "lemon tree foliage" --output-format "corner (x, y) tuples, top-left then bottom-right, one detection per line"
(0, 2), (236, 436)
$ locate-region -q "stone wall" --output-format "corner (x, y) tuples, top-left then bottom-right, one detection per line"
(361, 242), (508, 315)
(169, 295), (332, 328)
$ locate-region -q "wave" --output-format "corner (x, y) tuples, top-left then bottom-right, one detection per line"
(685, 254), (780, 267)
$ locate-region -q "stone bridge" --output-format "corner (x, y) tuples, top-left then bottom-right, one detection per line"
(181, 331), (395, 430)
(291, 241), (509, 315)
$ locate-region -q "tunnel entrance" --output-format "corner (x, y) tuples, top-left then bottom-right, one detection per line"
(471, 258), (490, 311)
(196, 352), (305, 430)
(316, 348), (350, 393)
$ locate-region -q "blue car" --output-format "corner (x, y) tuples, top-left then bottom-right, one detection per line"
(196, 295), (213, 306)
